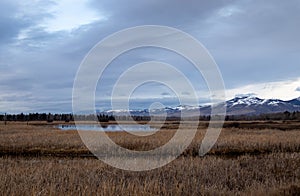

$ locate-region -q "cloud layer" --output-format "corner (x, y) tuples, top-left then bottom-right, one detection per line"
(0, 0), (299, 112)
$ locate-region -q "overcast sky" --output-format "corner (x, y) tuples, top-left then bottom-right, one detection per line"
(0, 0), (299, 113)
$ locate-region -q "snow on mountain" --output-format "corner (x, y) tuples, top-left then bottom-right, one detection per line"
(174, 105), (199, 110)
(225, 95), (300, 115)
(100, 95), (300, 116)
(227, 95), (264, 107)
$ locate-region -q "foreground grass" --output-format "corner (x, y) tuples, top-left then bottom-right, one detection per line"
(0, 122), (299, 195)
(0, 154), (299, 195)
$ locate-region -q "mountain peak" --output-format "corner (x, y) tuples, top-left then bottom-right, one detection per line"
(228, 94), (263, 107)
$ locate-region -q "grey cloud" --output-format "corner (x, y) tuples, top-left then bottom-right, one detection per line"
(182, 92), (191, 95)
(206, 0), (300, 87)
(0, 0), (300, 112)
(296, 87), (300, 92)
(0, 77), (33, 91)
(161, 92), (170, 96)
(0, 1), (54, 45)
(87, 0), (300, 89)
(88, 0), (233, 32)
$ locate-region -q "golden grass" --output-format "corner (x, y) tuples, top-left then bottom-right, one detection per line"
(0, 154), (299, 195)
(0, 123), (299, 156)
(0, 122), (299, 195)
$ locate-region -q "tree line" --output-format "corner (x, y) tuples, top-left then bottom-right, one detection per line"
(225, 111), (300, 121)
(0, 113), (115, 123)
(1, 111), (300, 123)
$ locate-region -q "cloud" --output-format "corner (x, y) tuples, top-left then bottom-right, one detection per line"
(226, 78), (300, 100)
(234, 93), (257, 98)
(41, 0), (106, 32)
(0, 2), (28, 44)
(296, 87), (300, 92)
(161, 92), (171, 96)
(0, 0), (300, 112)
(181, 92), (191, 95)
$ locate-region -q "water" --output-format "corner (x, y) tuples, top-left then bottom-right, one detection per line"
(57, 124), (155, 132)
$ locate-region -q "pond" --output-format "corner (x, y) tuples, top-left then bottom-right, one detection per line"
(57, 124), (155, 132)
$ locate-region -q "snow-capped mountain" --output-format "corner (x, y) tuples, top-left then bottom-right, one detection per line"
(227, 95), (264, 107)
(224, 95), (300, 115)
(100, 95), (300, 116)
(286, 97), (300, 106)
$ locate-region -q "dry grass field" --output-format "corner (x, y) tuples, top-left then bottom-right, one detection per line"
(0, 121), (299, 195)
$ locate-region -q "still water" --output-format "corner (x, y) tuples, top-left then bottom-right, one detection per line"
(57, 124), (155, 132)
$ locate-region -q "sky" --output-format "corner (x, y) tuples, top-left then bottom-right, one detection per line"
(0, 0), (300, 113)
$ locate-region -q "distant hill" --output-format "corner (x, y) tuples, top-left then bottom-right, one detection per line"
(102, 95), (300, 116)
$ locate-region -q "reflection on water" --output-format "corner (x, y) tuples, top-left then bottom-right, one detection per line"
(57, 124), (155, 132)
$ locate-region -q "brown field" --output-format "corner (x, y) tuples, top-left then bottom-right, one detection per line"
(0, 121), (299, 195)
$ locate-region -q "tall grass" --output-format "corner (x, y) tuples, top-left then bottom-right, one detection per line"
(0, 123), (299, 156)
(0, 122), (299, 195)
(0, 154), (299, 195)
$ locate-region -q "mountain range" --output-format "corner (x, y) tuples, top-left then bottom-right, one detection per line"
(223, 95), (300, 115)
(101, 95), (300, 116)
